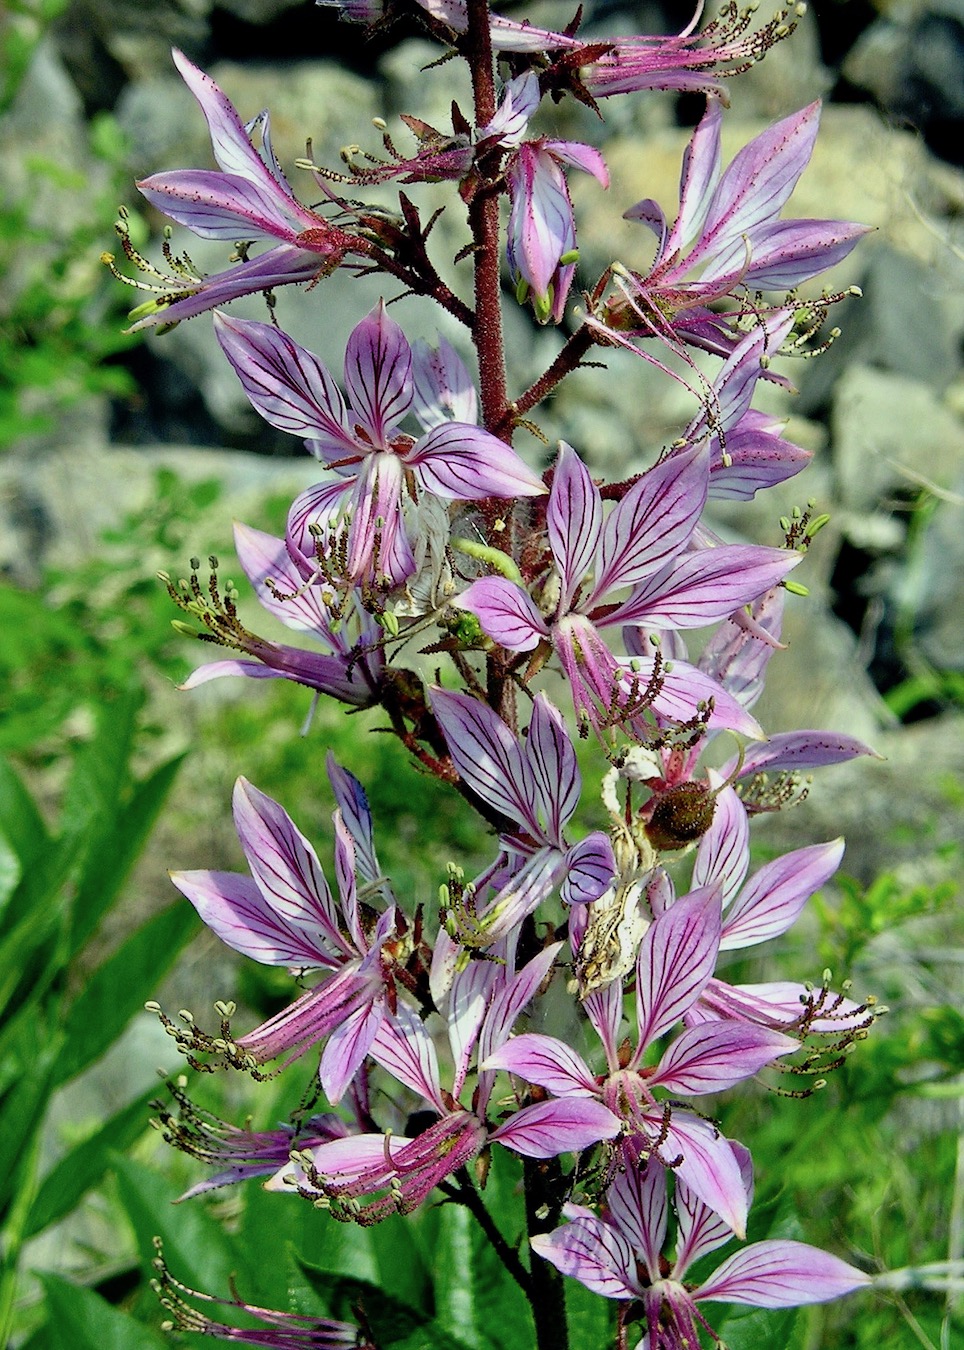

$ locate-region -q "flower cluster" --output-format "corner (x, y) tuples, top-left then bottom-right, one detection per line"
(125, 3), (884, 1345)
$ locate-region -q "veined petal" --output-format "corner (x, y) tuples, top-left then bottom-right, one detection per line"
(233, 521), (334, 641)
(491, 1098), (621, 1157)
(214, 313), (357, 453)
(126, 243), (335, 331)
(696, 103), (822, 266)
(232, 778), (349, 953)
(669, 97), (723, 256)
(479, 942), (562, 1065)
(524, 693), (580, 843)
(370, 1003), (445, 1112)
(695, 1239), (871, 1307)
(408, 423), (545, 499)
(590, 442), (709, 602)
(507, 144), (573, 299)
(674, 1141), (754, 1276)
(648, 1022), (797, 1095)
(626, 657), (765, 740)
(319, 996), (385, 1102)
(482, 1032), (597, 1096)
(635, 885), (722, 1050)
(709, 418), (812, 500)
(562, 834), (616, 907)
(170, 869), (332, 967)
(741, 217), (870, 289)
(431, 687), (540, 833)
(661, 1113), (748, 1237)
(411, 336), (478, 429)
(457, 576), (548, 653)
(531, 1218), (639, 1299)
(606, 545), (800, 630)
(544, 138), (609, 187)
(693, 785), (749, 909)
(720, 839), (845, 950)
(326, 754), (380, 884)
(343, 302), (413, 444)
(171, 49), (314, 226)
(731, 731), (881, 778)
(548, 443), (603, 611)
(137, 170), (299, 240)
(606, 1162), (668, 1280)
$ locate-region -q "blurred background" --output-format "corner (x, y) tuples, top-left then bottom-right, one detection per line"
(0, 1), (961, 1347)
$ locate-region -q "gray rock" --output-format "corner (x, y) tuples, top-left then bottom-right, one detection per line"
(831, 364), (964, 514)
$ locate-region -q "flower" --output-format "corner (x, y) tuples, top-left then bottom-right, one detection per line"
(215, 302), (545, 586)
(430, 689), (616, 946)
(153, 1241), (372, 1347)
(598, 99), (868, 356)
(128, 51), (354, 329)
(457, 441), (798, 736)
(166, 522), (383, 704)
(170, 773), (404, 1102)
(532, 1148), (870, 1347)
(485, 886), (798, 1234)
(271, 959), (621, 1222)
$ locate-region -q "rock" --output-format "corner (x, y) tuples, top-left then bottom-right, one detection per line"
(798, 245), (960, 412)
(831, 364), (964, 514)
(0, 441), (324, 585)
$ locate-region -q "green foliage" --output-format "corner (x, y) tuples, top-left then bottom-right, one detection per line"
(0, 469), (220, 758)
(0, 694), (186, 1345)
(0, 140), (138, 450)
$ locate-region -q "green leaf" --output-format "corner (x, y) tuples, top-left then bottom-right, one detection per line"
(296, 1257), (477, 1350)
(564, 1271), (617, 1348)
(0, 1033), (61, 1215)
(69, 750), (186, 956)
(59, 686), (142, 841)
(0, 758), (48, 895)
(40, 1274), (168, 1350)
(431, 1201), (529, 1350)
(53, 902), (198, 1086)
(712, 1301), (801, 1350)
(25, 1084), (158, 1238)
(113, 1154), (242, 1297)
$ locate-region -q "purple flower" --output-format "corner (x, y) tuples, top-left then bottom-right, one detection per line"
(430, 689), (616, 945)
(496, 74), (608, 324)
(457, 441), (798, 737)
(271, 964), (621, 1220)
(532, 1149), (870, 1346)
(171, 521), (383, 703)
(154, 1244), (371, 1347)
(214, 303), (545, 586)
(598, 99), (868, 356)
(486, 887), (798, 1234)
(130, 51), (354, 329)
(675, 309), (813, 500)
(170, 775), (401, 1102)
(153, 1078), (350, 1201)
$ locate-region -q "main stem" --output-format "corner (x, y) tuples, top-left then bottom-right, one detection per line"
(465, 0), (509, 443)
(524, 1156), (571, 1350)
(465, 0), (516, 731)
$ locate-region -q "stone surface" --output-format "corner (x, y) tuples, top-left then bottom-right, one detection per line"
(830, 364), (964, 515)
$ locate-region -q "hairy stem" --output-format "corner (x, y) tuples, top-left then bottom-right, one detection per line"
(465, 0), (509, 441)
(500, 324), (597, 433)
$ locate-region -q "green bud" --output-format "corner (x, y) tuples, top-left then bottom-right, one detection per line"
(450, 537), (523, 584)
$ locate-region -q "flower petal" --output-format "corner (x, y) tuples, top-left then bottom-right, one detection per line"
(695, 1239), (870, 1307)
(343, 302), (413, 444)
(492, 1098), (622, 1157)
(408, 423), (546, 499)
